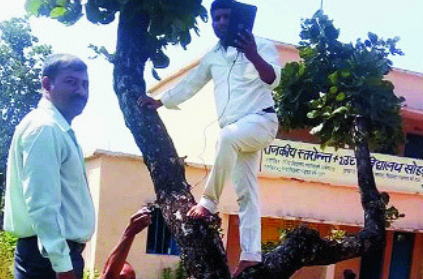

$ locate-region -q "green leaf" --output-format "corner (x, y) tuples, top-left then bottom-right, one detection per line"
(335, 92), (345, 101)
(368, 32), (378, 44)
(322, 112), (331, 119)
(329, 72), (338, 84)
(152, 68), (161, 81)
(310, 123), (324, 135)
(56, 0), (67, 6)
(340, 70), (351, 78)
(307, 110), (319, 119)
(332, 106), (348, 115)
(329, 86), (338, 94)
(309, 99), (320, 109)
(150, 49), (170, 69)
(25, 0), (42, 15)
(199, 6), (208, 22)
(180, 31), (192, 50)
(85, 0), (116, 25)
(50, 7), (67, 18)
(298, 64), (305, 76)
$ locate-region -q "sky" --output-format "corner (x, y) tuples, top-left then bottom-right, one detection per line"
(1, 0), (423, 156)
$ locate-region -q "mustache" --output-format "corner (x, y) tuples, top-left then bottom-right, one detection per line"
(71, 95), (88, 102)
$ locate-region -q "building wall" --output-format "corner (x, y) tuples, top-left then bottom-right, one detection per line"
(84, 152), (213, 279)
(83, 150), (423, 279)
(387, 69), (423, 111)
(84, 154), (176, 278)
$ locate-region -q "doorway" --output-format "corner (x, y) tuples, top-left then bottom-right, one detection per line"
(388, 232), (414, 279)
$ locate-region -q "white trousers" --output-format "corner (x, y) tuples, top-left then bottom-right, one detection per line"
(198, 112), (278, 262)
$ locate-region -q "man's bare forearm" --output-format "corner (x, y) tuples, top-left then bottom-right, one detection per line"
(101, 229), (136, 279)
(248, 52), (276, 85)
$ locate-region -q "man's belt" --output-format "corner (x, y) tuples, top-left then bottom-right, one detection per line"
(19, 236), (86, 254)
(262, 106), (276, 113)
(67, 239), (86, 254)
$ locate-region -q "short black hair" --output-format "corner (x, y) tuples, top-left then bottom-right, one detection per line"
(42, 53), (87, 81)
(211, 0), (236, 14)
(343, 269), (356, 279)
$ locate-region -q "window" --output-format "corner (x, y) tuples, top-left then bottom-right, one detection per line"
(146, 207), (179, 255)
(388, 232), (415, 279)
(404, 134), (423, 159)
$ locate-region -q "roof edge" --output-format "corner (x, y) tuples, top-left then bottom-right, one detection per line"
(85, 149), (145, 162)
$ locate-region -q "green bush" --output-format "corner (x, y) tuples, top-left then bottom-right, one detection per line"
(83, 268), (100, 279)
(161, 261), (188, 279)
(0, 232), (105, 279)
(0, 230), (17, 279)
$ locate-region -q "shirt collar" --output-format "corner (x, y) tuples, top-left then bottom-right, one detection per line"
(38, 98), (72, 132)
(212, 42), (222, 52)
(213, 41), (239, 54)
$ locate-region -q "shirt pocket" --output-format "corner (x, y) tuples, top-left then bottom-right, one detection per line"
(235, 60), (258, 80)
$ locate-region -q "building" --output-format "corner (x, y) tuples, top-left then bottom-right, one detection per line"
(83, 40), (423, 279)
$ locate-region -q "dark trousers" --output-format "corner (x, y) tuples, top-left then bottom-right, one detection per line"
(14, 236), (85, 279)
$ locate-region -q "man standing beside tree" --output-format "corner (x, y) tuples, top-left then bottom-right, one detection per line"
(3, 54), (95, 279)
(138, 0), (281, 276)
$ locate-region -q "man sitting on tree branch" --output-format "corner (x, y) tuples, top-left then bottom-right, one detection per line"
(139, 0), (281, 276)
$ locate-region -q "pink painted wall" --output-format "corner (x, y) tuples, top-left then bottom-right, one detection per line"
(387, 69), (423, 111)
(215, 174), (423, 232)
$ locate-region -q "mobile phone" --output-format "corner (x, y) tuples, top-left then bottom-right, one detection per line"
(224, 2), (257, 48)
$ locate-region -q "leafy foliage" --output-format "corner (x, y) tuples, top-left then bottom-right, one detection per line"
(274, 10), (404, 151)
(83, 268), (100, 279)
(25, 0), (208, 71)
(0, 231), (17, 279)
(0, 17), (52, 215)
(161, 261), (188, 279)
(380, 192), (405, 228)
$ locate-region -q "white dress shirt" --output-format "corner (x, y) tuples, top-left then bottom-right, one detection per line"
(161, 37), (281, 127)
(3, 98), (95, 273)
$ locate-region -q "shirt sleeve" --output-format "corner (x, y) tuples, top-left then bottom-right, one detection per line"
(160, 57), (212, 109)
(21, 125), (73, 273)
(258, 39), (282, 89)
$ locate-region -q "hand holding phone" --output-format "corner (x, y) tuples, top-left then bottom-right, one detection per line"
(224, 2), (257, 48)
(234, 29), (259, 61)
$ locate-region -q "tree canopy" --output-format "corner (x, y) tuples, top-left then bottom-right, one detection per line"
(274, 10), (404, 152)
(0, 17), (52, 217)
(25, 0), (208, 78)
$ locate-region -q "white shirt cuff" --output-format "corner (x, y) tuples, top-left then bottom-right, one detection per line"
(50, 254), (73, 273)
(269, 64), (282, 90)
(160, 91), (181, 110)
(198, 197), (217, 214)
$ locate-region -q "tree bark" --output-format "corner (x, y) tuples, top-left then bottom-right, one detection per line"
(113, 2), (230, 278)
(112, 2), (386, 278)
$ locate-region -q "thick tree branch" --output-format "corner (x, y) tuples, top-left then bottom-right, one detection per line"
(113, 2), (230, 278)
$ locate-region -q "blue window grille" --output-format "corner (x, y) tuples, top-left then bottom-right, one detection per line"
(146, 207), (179, 255)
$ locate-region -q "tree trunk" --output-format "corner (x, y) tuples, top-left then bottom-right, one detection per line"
(112, 2), (386, 278)
(112, 1), (230, 278)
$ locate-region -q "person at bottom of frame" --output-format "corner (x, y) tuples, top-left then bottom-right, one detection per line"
(99, 207), (152, 279)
